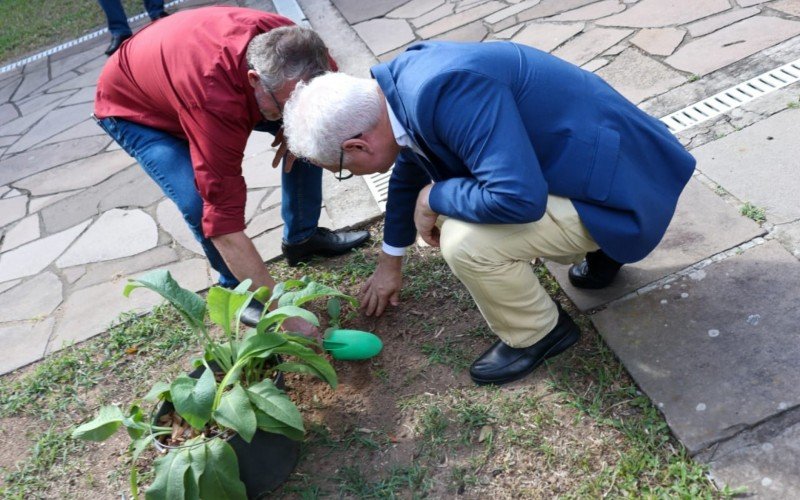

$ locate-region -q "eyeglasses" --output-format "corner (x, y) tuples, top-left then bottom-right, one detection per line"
(337, 133), (362, 181)
(267, 88), (282, 117)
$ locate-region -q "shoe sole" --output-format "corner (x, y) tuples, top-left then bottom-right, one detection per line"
(470, 327), (581, 386)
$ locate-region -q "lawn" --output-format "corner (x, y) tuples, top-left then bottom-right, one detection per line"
(0, 225), (738, 498)
(0, 0), (144, 64)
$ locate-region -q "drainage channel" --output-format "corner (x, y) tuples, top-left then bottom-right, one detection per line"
(364, 56), (800, 210)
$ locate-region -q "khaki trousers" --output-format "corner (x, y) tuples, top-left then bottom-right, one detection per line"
(439, 195), (599, 348)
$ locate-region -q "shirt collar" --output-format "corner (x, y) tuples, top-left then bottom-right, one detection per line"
(385, 97), (426, 158)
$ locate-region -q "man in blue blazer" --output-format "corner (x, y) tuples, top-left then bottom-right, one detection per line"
(284, 41), (695, 386)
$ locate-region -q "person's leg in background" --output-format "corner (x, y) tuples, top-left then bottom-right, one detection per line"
(98, 0), (132, 55)
(94, 116), (239, 288)
(143, 0), (168, 20)
(439, 195), (600, 385)
(253, 121), (369, 266)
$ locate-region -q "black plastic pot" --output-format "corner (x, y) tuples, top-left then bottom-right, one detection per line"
(154, 363), (301, 499)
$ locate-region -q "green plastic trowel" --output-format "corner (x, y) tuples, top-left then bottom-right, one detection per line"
(323, 329), (383, 360)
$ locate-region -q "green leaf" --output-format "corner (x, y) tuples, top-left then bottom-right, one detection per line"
(277, 281), (357, 308)
(72, 405), (125, 441)
(207, 287), (249, 336)
(145, 446), (192, 500)
(184, 444), (207, 500)
(197, 439), (247, 500)
(246, 387), (304, 432)
(123, 404), (147, 440)
(270, 344), (338, 389)
(213, 385), (257, 443)
(144, 381), (171, 402)
(256, 306), (319, 334)
(237, 331), (287, 360)
(254, 410), (305, 441)
(327, 297), (342, 327)
(170, 369), (216, 430)
(269, 280), (306, 303)
(124, 270), (206, 332)
(253, 286), (271, 304)
(247, 379), (284, 397)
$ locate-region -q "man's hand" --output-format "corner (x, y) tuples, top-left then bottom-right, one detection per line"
(282, 316), (320, 340)
(271, 127), (296, 173)
(414, 184), (440, 247)
(361, 252), (403, 317)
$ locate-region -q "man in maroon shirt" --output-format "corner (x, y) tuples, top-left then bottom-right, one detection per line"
(94, 6), (368, 331)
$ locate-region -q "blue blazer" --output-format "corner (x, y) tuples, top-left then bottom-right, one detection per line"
(372, 41), (695, 263)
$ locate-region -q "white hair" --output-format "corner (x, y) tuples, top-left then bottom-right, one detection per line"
(283, 72), (382, 166)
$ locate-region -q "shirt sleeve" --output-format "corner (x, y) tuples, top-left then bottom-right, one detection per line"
(384, 148), (431, 248)
(420, 72), (548, 224)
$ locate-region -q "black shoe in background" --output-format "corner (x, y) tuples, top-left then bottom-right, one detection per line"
(282, 227), (369, 267)
(568, 249), (623, 289)
(469, 304), (580, 386)
(104, 33), (131, 56)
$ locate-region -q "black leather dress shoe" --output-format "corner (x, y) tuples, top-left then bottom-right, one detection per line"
(567, 249), (623, 289)
(469, 305), (580, 386)
(240, 300), (264, 328)
(104, 34), (131, 56)
(282, 227), (369, 266)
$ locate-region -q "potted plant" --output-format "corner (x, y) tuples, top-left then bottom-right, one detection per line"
(72, 269), (356, 499)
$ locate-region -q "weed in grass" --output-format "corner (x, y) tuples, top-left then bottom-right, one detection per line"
(534, 262), (562, 296)
(419, 404), (449, 450)
(336, 464), (430, 498)
(740, 201), (766, 223)
(421, 338), (473, 372)
(0, 426), (86, 499)
(787, 100), (799, 109)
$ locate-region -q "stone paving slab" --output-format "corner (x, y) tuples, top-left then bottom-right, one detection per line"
(595, 48), (686, 103)
(331, 0), (408, 24)
(47, 258), (213, 355)
(630, 27), (685, 57)
(592, 241), (800, 455)
(597, 0), (729, 28)
(0, 135), (109, 185)
(702, 408), (800, 498)
(773, 221), (800, 259)
(15, 150), (133, 195)
(0, 220), (90, 283)
(0, 272), (62, 323)
(552, 27), (632, 66)
(4, 318), (54, 375)
(665, 16), (800, 76)
(70, 246), (179, 291)
(691, 108), (800, 224)
(546, 178), (765, 311)
(512, 22), (585, 52)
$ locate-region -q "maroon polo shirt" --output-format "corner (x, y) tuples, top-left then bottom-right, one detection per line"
(95, 7), (294, 237)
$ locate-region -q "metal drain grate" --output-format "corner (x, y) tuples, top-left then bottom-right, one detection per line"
(364, 56), (800, 209)
(661, 57), (800, 133)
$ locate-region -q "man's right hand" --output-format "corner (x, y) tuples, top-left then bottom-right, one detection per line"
(360, 252), (403, 317)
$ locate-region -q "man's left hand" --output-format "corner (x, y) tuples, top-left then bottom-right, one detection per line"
(271, 127), (296, 173)
(414, 184), (440, 247)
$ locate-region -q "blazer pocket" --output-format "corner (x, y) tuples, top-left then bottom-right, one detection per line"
(585, 126), (620, 202)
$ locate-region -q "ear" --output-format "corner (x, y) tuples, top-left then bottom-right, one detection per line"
(342, 136), (370, 155)
(246, 70), (261, 89)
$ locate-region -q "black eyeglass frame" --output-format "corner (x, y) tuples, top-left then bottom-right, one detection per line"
(337, 133), (362, 181)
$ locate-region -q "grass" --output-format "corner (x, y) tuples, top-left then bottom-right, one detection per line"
(0, 0), (145, 64)
(1, 242), (737, 498)
(740, 201), (766, 223)
(0, 304), (198, 498)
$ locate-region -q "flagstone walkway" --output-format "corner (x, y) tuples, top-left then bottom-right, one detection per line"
(2, 0), (800, 496)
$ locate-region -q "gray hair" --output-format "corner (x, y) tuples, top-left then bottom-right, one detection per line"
(246, 26), (329, 91)
(283, 72), (382, 166)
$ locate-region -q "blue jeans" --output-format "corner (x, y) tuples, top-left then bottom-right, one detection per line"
(96, 117), (322, 288)
(98, 0), (166, 36)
